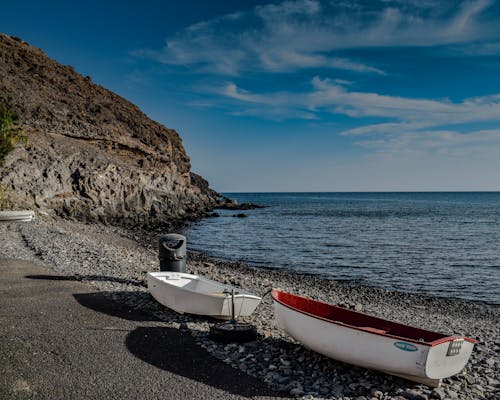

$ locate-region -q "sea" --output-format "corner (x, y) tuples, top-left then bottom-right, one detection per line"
(185, 192), (500, 305)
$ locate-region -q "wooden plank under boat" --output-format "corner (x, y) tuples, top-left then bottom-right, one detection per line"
(0, 210), (35, 222)
(271, 289), (477, 387)
(147, 272), (261, 319)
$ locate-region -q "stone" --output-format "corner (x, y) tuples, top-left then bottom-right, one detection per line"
(280, 358), (291, 366)
(331, 384), (344, 397)
(487, 378), (499, 386)
(485, 358), (495, 367)
(370, 388), (383, 398)
(319, 386), (329, 395)
(471, 387), (484, 397)
(289, 387), (304, 397)
(430, 388), (446, 400)
(400, 389), (428, 400)
(232, 213), (248, 218)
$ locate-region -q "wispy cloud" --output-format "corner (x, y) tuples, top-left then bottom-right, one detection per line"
(211, 76), (500, 153)
(355, 129), (500, 157)
(217, 77), (500, 125)
(311, 78), (500, 125)
(134, 0), (498, 76)
(132, 0), (500, 157)
(330, 58), (386, 75)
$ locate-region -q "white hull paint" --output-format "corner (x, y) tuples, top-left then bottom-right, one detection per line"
(0, 210), (35, 222)
(272, 292), (476, 387)
(147, 272), (261, 319)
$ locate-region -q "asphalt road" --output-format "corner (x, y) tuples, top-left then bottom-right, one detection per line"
(0, 258), (288, 400)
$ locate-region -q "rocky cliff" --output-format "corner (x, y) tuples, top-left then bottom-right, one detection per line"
(0, 33), (221, 225)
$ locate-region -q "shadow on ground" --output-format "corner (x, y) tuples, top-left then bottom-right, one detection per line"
(73, 291), (161, 322)
(68, 290), (288, 398)
(125, 326), (288, 398)
(25, 274), (145, 287)
(71, 290), (221, 324)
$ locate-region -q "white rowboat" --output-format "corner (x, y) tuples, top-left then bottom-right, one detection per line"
(147, 272), (261, 319)
(272, 289), (476, 387)
(0, 210), (35, 222)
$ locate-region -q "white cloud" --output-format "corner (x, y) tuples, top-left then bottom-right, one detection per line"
(307, 78), (500, 126)
(355, 129), (500, 157)
(454, 40), (500, 55)
(217, 77), (500, 126)
(134, 0), (499, 76)
(218, 82), (317, 120)
(209, 76), (500, 153)
(339, 122), (432, 136)
(132, 0), (500, 158)
(330, 58), (386, 75)
(445, 0), (493, 37)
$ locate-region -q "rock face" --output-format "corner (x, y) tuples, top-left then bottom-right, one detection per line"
(0, 33), (220, 224)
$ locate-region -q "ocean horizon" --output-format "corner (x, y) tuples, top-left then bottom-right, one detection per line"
(186, 191), (500, 305)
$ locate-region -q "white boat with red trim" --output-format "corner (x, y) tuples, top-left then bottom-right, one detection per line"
(271, 289), (476, 387)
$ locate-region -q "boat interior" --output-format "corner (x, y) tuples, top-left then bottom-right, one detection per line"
(154, 273), (249, 296)
(273, 290), (452, 344)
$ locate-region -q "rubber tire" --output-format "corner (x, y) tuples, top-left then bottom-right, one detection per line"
(209, 323), (257, 343)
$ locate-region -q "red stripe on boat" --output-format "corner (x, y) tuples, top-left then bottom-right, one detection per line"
(271, 289), (477, 346)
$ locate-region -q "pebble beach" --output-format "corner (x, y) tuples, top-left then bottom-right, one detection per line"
(1, 216), (499, 400)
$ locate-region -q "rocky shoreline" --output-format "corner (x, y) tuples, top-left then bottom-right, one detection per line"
(0, 216), (498, 400)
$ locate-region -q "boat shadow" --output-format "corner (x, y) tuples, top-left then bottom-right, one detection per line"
(125, 326), (289, 398)
(72, 290), (162, 322)
(70, 290), (288, 398)
(25, 274), (234, 324)
(71, 289), (229, 324)
(25, 274), (145, 287)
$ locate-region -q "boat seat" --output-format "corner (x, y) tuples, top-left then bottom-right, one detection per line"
(359, 327), (387, 334)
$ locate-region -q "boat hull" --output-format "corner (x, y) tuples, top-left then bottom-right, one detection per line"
(272, 290), (475, 387)
(147, 272), (261, 319)
(0, 210), (35, 222)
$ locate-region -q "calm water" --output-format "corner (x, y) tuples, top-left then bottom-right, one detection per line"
(185, 192), (500, 304)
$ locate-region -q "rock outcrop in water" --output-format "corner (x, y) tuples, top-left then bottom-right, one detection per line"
(0, 33), (221, 224)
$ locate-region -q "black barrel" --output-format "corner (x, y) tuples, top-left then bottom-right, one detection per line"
(158, 234), (186, 272)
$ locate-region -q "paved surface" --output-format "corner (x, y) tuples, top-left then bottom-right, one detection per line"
(0, 258), (288, 400)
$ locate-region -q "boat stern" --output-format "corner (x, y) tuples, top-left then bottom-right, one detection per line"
(425, 337), (477, 379)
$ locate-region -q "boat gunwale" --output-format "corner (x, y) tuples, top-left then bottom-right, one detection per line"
(271, 289), (477, 347)
(147, 272), (262, 300)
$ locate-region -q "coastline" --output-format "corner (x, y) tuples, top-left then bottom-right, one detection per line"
(1, 216), (498, 399)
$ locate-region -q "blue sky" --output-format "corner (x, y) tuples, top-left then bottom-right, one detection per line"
(2, 0), (500, 191)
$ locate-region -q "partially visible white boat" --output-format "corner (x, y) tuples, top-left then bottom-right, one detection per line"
(0, 210), (35, 222)
(272, 289), (477, 387)
(147, 271), (261, 319)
